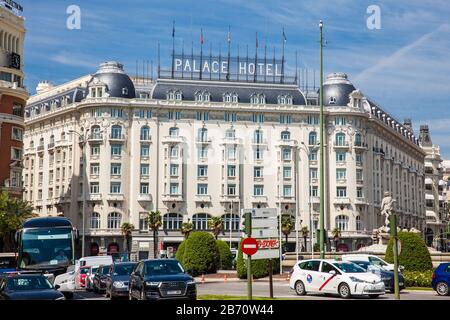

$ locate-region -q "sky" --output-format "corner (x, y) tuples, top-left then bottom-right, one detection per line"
(19, 0), (450, 157)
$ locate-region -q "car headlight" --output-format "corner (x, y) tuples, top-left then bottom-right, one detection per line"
(350, 276), (369, 283)
(145, 281), (161, 287)
(113, 281), (127, 288)
(55, 296), (66, 300)
(186, 280), (196, 285)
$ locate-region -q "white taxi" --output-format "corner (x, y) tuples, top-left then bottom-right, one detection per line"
(289, 259), (385, 298)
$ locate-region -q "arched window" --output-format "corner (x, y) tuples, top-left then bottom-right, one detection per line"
(232, 93), (238, 103)
(335, 215), (349, 231)
(169, 127), (179, 136)
(278, 96), (286, 105)
(107, 212), (122, 229)
(111, 125), (122, 139)
(49, 135), (55, 144)
(222, 214), (239, 231)
(39, 137), (44, 147)
(250, 94), (258, 104)
(356, 216), (362, 231)
(167, 91), (175, 100)
(224, 93), (231, 103)
(140, 126), (150, 140)
(355, 133), (362, 146)
(91, 125), (101, 139)
(335, 132), (346, 146)
(60, 131), (66, 141)
(198, 128), (208, 142)
(308, 132), (317, 145)
(163, 213), (183, 230)
(175, 91), (182, 101)
(90, 212), (101, 229)
(192, 213), (211, 230)
(281, 131), (290, 141)
(286, 95), (293, 105)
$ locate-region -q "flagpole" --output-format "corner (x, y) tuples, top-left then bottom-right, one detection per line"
(273, 46), (276, 83)
(171, 21), (175, 79)
(264, 43), (267, 83)
(227, 25), (231, 81)
(281, 28), (286, 84)
(246, 45), (249, 82)
(209, 42), (212, 80)
(181, 40), (185, 78)
(191, 41), (194, 80)
(254, 32), (258, 83)
(157, 42), (160, 78)
(200, 28), (203, 80)
(237, 44), (240, 82)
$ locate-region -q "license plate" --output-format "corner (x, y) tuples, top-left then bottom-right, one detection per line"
(399, 282), (404, 286)
(167, 290), (182, 295)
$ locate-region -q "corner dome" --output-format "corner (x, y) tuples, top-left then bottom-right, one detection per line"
(87, 61), (136, 99)
(321, 72), (356, 107)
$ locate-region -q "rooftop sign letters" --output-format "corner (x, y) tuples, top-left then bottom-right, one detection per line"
(1, 0), (23, 15)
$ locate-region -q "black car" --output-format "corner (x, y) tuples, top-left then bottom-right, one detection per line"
(105, 262), (136, 299)
(93, 264), (111, 294)
(0, 274), (65, 300)
(129, 259), (196, 300)
(352, 260), (405, 293)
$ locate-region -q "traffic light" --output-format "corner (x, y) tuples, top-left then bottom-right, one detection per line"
(241, 211), (252, 236)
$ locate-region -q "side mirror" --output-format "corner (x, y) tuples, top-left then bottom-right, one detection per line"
(54, 284), (60, 290)
(399, 265), (405, 272)
(14, 231), (20, 245)
(329, 270), (336, 275)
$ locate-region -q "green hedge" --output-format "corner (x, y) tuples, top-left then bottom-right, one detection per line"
(236, 238), (280, 279)
(216, 240), (233, 270)
(175, 241), (186, 267)
(385, 232), (433, 272)
(403, 270), (433, 287)
(182, 231), (220, 276)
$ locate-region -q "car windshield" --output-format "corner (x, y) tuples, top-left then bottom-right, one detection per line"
(19, 227), (73, 269)
(334, 262), (366, 273)
(353, 261), (370, 270)
(79, 267), (89, 274)
(91, 267), (98, 274)
(101, 266), (110, 275)
(145, 260), (184, 276)
(113, 264), (135, 276)
(7, 276), (53, 291)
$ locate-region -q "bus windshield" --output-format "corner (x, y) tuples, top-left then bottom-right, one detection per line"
(19, 227), (73, 269)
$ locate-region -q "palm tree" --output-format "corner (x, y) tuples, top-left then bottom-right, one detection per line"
(208, 216), (223, 239)
(120, 222), (134, 261)
(281, 215), (294, 247)
(331, 228), (342, 252)
(147, 211), (162, 258)
(300, 226), (309, 252)
(181, 220), (194, 239)
(0, 192), (36, 252)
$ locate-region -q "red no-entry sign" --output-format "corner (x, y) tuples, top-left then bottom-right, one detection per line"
(242, 237), (259, 256)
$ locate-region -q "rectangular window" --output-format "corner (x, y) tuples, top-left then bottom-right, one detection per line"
(90, 164), (100, 175)
(336, 151), (346, 162)
(227, 165), (236, 177)
(198, 165), (208, 177)
(307, 115), (319, 125)
(197, 184), (208, 195)
(139, 213), (149, 231)
(254, 185), (264, 196)
(282, 148), (292, 160)
(140, 183), (149, 194)
(11, 148), (22, 160)
(280, 115), (292, 124)
(140, 164), (149, 176)
(198, 146), (208, 159)
(356, 152), (363, 163)
(110, 108), (123, 118)
(170, 146), (179, 158)
(196, 112), (209, 121)
(254, 167), (263, 178)
(337, 187), (347, 197)
(141, 144), (150, 157)
(227, 184), (236, 195)
(90, 182), (99, 194)
(310, 186), (318, 197)
(310, 168), (318, 179)
(309, 151), (317, 161)
(111, 163), (122, 175)
(175, 111), (181, 120)
(336, 169), (346, 180)
(283, 185), (292, 197)
(255, 148), (263, 160)
(170, 183), (179, 195)
(224, 112), (237, 122)
(110, 182), (121, 194)
(11, 127), (23, 141)
(111, 144), (122, 156)
(283, 167), (292, 179)
(170, 164), (179, 176)
(357, 187), (363, 198)
(227, 146), (236, 160)
(334, 117), (346, 125)
(91, 145), (100, 156)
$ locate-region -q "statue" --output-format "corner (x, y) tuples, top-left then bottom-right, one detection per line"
(380, 191), (396, 232)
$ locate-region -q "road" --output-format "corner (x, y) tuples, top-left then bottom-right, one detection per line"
(73, 282), (450, 300)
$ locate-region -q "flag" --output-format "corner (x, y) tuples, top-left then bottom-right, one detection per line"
(200, 28), (204, 45)
(172, 21), (175, 38)
(282, 28), (287, 42)
(256, 32), (259, 48)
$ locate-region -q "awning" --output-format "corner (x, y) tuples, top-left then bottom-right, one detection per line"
(425, 178), (433, 184)
(424, 161), (433, 167)
(425, 194), (435, 200)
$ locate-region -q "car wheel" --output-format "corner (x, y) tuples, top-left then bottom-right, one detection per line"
(65, 292), (74, 300)
(338, 283), (351, 299)
(436, 282), (449, 296)
(294, 280), (306, 296)
(368, 294), (380, 299)
(140, 289), (146, 300)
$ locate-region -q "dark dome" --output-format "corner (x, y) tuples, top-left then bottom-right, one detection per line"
(87, 61), (136, 99)
(321, 73), (356, 107)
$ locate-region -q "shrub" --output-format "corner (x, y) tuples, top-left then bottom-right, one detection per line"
(385, 231), (433, 272)
(216, 240), (233, 270)
(175, 241), (186, 267)
(182, 231), (219, 276)
(236, 238), (280, 279)
(403, 270), (433, 287)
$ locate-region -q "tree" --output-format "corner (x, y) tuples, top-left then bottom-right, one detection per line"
(281, 215), (294, 246)
(183, 232), (220, 276)
(331, 228), (341, 251)
(300, 226), (309, 252)
(181, 221), (194, 239)
(0, 192), (36, 252)
(147, 211), (162, 258)
(208, 216), (223, 240)
(120, 222), (134, 261)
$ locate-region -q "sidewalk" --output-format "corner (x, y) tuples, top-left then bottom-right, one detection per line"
(194, 272), (292, 283)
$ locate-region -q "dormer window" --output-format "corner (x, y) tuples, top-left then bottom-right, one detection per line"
(167, 91), (175, 100)
(224, 93), (231, 103)
(195, 91), (210, 102)
(232, 94), (238, 103)
(329, 96), (336, 105)
(250, 93), (265, 104)
(90, 86), (103, 98)
(175, 91), (182, 101)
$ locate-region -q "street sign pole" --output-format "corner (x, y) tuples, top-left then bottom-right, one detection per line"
(390, 212), (400, 300)
(247, 214), (252, 300)
(268, 259), (273, 298)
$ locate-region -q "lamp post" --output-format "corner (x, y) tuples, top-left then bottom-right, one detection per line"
(319, 20), (325, 259)
(67, 128), (91, 257)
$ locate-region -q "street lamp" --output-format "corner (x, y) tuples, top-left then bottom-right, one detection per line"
(67, 128), (91, 257)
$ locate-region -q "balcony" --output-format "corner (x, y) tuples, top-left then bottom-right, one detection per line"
(88, 133), (103, 143)
(333, 141), (350, 149)
(251, 195), (268, 203)
(277, 139), (297, 148)
(252, 139), (268, 146)
(310, 196), (320, 204)
(131, 193), (152, 203)
(47, 143), (55, 150)
(276, 196), (296, 204)
(221, 137), (240, 145)
(37, 145), (45, 152)
(55, 139), (70, 147)
(354, 197), (368, 205)
(162, 194), (184, 202)
(353, 141), (368, 150)
(196, 137), (212, 145)
(35, 200), (43, 207)
(86, 228), (122, 236)
(162, 135), (185, 144)
(220, 195), (239, 203)
(195, 194), (212, 202)
(106, 193), (125, 201)
(140, 135), (152, 143)
(24, 147), (35, 155)
(88, 193), (102, 201)
(334, 197), (351, 205)
(109, 134), (125, 142)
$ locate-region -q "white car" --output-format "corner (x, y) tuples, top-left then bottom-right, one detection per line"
(54, 265), (76, 299)
(342, 254), (404, 272)
(289, 259), (385, 298)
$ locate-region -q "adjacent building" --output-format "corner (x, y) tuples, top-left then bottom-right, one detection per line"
(23, 60), (427, 258)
